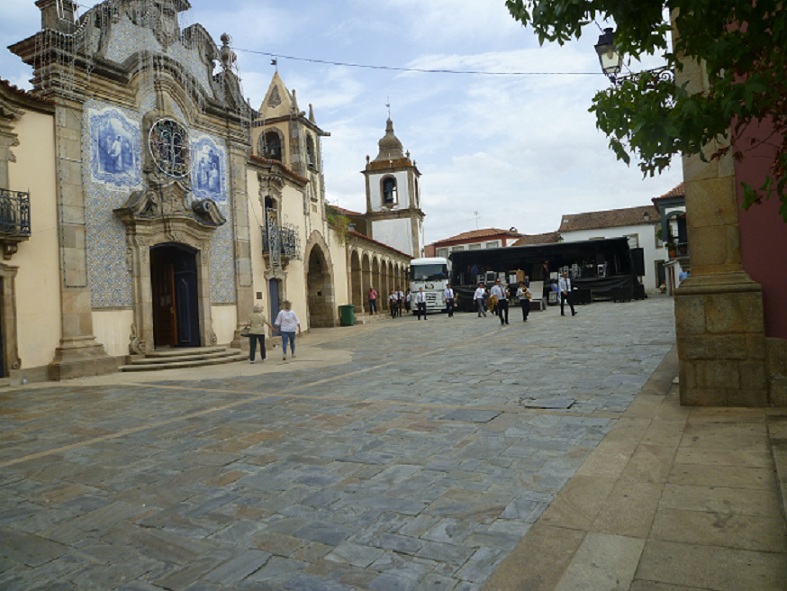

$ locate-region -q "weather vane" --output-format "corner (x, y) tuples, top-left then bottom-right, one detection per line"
(386, 98), (391, 119)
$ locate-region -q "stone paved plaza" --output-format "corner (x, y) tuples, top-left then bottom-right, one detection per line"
(2, 297), (681, 589)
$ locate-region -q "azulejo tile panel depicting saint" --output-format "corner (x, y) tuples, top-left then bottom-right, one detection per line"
(191, 134), (227, 202)
(89, 107), (142, 189)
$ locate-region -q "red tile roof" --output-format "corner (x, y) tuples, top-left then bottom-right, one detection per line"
(347, 230), (411, 258)
(328, 204), (364, 218)
(434, 227), (522, 246)
(0, 77), (54, 111)
(560, 205), (660, 232)
(652, 182), (685, 202)
(511, 231), (562, 246)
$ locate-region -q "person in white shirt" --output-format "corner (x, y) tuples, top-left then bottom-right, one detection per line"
(490, 278), (509, 325)
(274, 300), (302, 360)
(388, 290), (399, 318)
(515, 281), (532, 322)
(396, 287), (405, 317)
(415, 287), (428, 320)
(473, 282), (487, 317)
(444, 283), (455, 317)
(558, 271), (577, 317)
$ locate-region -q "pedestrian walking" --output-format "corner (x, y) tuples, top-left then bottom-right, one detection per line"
(474, 282), (487, 317)
(274, 300), (302, 360)
(490, 278), (509, 325)
(444, 283), (455, 317)
(516, 281), (531, 322)
(559, 271), (577, 317)
(368, 287), (378, 315)
(415, 287), (427, 320)
(245, 304), (273, 363)
(389, 290), (399, 318)
(396, 287), (404, 317)
(404, 288), (412, 314)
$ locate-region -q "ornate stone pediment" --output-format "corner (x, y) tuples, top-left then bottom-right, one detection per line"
(114, 181), (225, 228)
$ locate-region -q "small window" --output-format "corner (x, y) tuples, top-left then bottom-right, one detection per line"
(436, 248), (449, 258)
(485, 241), (499, 248)
(382, 176), (397, 205)
(451, 245), (465, 252)
(469, 243), (482, 250)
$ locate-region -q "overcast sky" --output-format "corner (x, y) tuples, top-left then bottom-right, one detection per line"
(0, 0), (683, 244)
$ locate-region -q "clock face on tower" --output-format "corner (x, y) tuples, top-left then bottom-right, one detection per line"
(148, 118), (190, 178)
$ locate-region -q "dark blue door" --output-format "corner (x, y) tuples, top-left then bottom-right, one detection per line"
(269, 279), (281, 327)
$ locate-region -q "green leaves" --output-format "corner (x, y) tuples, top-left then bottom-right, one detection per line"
(506, 0), (787, 221)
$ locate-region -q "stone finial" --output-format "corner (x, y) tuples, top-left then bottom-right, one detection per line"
(219, 33), (236, 71)
(291, 89), (299, 113)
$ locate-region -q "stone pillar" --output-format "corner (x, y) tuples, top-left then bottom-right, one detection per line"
(48, 100), (116, 379)
(228, 140), (253, 350)
(673, 57), (768, 406)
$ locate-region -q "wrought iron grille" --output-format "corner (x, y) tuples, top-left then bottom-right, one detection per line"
(261, 213), (301, 262)
(0, 188), (31, 236)
(148, 118), (190, 178)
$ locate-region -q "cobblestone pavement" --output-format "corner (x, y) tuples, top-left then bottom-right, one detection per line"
(0, 297), (677, 590)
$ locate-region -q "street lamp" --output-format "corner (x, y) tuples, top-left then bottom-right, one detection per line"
(594, 27), (623, 81)
(594, 26), (673, 85)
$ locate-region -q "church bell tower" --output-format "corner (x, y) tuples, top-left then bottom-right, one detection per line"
(362, 118), (424, 257)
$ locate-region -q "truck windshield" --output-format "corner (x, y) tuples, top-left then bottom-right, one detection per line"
(411, 264), (447, 281)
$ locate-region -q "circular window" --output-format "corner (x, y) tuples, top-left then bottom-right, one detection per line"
(148, 118), (190, 178)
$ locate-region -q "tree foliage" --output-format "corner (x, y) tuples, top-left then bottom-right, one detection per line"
(505, 0), (787, 220)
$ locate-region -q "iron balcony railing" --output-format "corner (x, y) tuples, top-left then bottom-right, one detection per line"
(261, 223), (301, 260)
(0, 188), (31, 236)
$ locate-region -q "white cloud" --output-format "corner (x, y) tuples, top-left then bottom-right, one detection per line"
(0, 0), (684, 244)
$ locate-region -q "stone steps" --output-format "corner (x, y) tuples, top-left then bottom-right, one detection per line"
(119, 346), (246, 372)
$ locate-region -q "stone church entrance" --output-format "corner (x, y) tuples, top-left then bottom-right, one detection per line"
(151, 244), (200, 348)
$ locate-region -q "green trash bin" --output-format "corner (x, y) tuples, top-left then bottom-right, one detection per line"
(339, 304), (355, 326)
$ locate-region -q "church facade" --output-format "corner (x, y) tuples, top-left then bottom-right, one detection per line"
(1, 0), (411, 383)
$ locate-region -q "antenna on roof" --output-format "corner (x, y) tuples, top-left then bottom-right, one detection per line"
(472, 211), (481, 229)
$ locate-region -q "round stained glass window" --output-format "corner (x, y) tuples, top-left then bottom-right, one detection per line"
(148, 118), (190, 178)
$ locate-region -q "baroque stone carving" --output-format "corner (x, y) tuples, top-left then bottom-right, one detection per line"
(126, 0), (183, 49)
(191, 199), (226, 226)
(129, 323), (147, 355)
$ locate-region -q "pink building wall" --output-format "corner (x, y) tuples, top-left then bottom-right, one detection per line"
(734, 119), (787, 338)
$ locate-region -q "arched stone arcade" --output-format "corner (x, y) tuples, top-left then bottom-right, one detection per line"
(345, 241), (411, 316)
(304, 231), (336, 328)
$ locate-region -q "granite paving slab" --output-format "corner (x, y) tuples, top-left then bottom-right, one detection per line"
(0, 297), (678, 589)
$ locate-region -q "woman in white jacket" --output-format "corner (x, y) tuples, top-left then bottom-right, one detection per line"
(274, 300), (301, 360)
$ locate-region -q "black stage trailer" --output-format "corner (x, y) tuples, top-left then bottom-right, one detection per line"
(449, 237), (644, 311)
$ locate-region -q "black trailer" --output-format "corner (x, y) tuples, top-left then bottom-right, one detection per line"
(449, 237), (643, 311)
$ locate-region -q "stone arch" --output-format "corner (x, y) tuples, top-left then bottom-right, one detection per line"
(258, 128), (284, 161)
(114, 187), (220, 354)
(304, 231), (336, 327)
